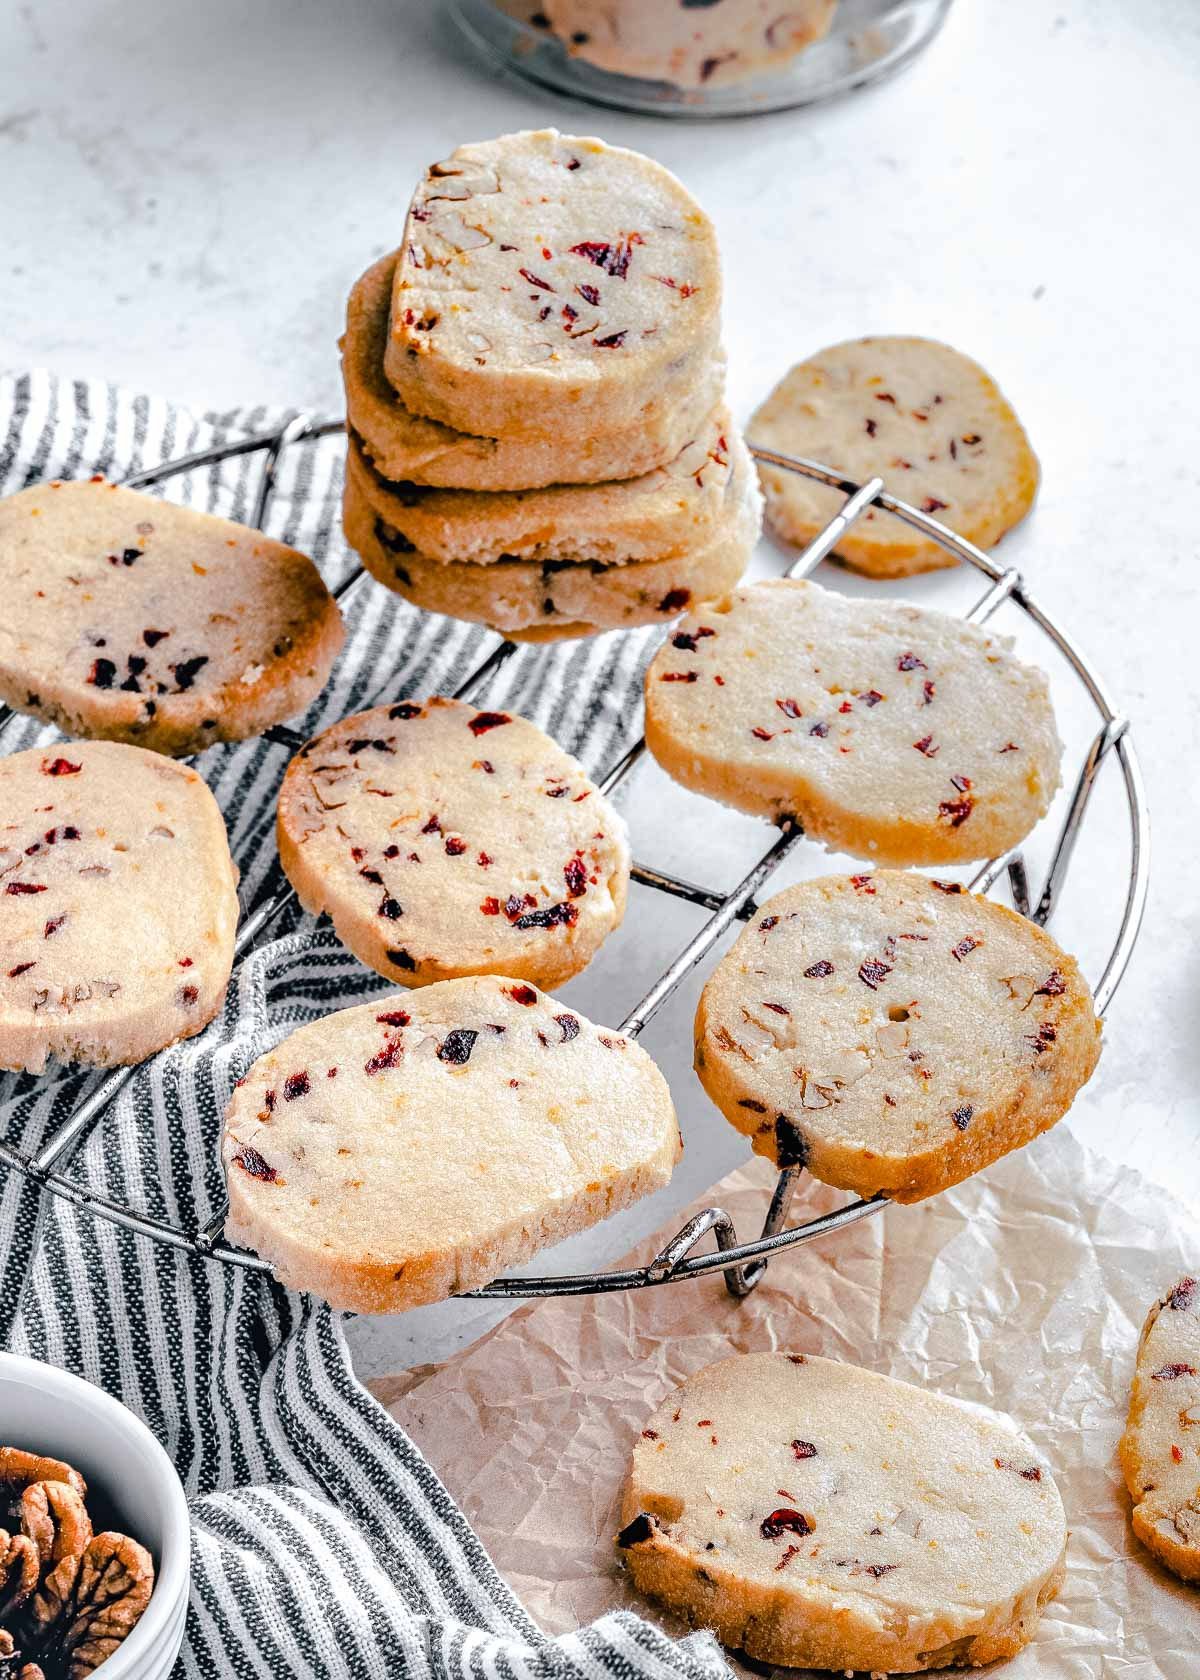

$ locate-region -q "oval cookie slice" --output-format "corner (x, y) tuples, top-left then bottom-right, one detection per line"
(278, 697), (629, 989)
(386, 129), (722, 441)
(347, 402), (736, 564)
(222, 977), (680, 1312)
(345, 253), (728, 490)
(0, 479), (343, 756)
(0, 743), (238, 1073)
(695, 872), (1100, 1202)
(645, 579), (1061, 865)
(620, 1352), (1066, 1672)
(343, 437), (759, 639)
(1120, 1276), (1200, 1583)
(751, 337), (1039, 577)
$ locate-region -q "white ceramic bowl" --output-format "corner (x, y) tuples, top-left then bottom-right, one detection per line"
(0, 1352), (190, 1680)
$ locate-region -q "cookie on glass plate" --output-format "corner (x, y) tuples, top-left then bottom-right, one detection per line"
(644, 578), (1061, 865)
(694, 872), (1100, 1201)
(385, 130), (722, 442)
(277, 697), (629, 989)
(0, 742), (238, 1074)
(222, 976), (680, 1313)
(342, 441), (760, 640)
(542, 0), (838, 88)
(750, 336), (1039, 577)
(344, 252), (728, 490)
(619, 1352), (1067, 1672)
(0, 478), (343, 756)
(1120, 1275), (1200, 1583)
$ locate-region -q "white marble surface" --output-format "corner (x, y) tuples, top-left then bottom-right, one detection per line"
(3, 0), (1198, 1378)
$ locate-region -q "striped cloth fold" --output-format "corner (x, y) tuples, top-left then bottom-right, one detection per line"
(0, 372), (733, 1680)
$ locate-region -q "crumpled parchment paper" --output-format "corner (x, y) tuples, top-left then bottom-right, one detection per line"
(379, 1124), (1199, 1677)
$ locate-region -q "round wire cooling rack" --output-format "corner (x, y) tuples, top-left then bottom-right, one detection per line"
(0, 419), (1150, 1304)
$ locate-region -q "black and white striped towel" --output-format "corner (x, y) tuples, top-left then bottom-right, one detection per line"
(0, 372), (733, 1680)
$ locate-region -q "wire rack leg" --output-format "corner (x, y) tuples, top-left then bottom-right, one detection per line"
(723, 1166), (803, 1298)
(1033, 717), (1129, 927)
(1008, 853), (1032, 918)
(645, 1206), (737, 1282)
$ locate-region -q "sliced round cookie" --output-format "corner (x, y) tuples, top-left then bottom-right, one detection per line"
(343, 437), (760, 639)
(750, 337), (1040, 577)
(620, 1352), (1067, 1672)
(347, 401), (736, 564)
(385, 130), (722, 441)
(345, 253), (728, 490)
(277, 697), (629, 989)
(644, 578), (1062, 866)
(1119, 1276), (1200, 1583)
(222, 976), (680, 1312)
(0, 478), (344, 756)
(694, 872), (1100, 1202)
(543, 0), (837, 88)
(0, 742), (238, 1073)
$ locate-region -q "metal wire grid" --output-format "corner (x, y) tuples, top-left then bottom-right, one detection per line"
(0, 418), (1150, 1303)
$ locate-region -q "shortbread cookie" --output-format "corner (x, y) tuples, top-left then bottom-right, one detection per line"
(222, 976), (680, 1312)
(620, 1352), (1066, 1672)
(545, 0), (837, 88)
(1120, 1276), (1200, 1583)
(695, 872), (1100, 1202)
(0, 479), (344, 756)
(345, 253), (728, 490)
(343, 443), (760, 638)
(750, 337), (1039, 577)
(277, 697), (629, 989)
(645, 579), (1061, 866)
(385, 130), (722, 442)
(347, 402), (736, 564)
(0, 743), (238, 1074)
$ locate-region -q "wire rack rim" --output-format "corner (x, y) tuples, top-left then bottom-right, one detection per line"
(0, 418), (1150, 1303)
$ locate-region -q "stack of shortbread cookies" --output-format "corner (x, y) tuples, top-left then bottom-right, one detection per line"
(341, 128), (759, 641)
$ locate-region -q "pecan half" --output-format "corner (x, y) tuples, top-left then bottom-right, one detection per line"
(20, 1483), (93, 1645)
(20, 1484), (92, 1574)
(53, 1532), (154, 1678)
(0, 1530), (40, 1619)
(0, 1453), (85, 1503)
